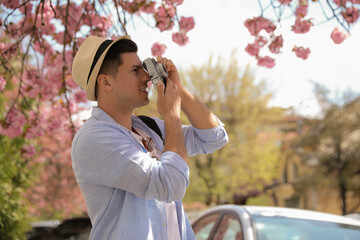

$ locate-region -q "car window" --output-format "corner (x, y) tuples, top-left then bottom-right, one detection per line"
(193, 214), (220, 240)
(252, 216), (360, 240)
(213, 214), (243, 240)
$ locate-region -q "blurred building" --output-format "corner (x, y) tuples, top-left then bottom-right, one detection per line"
(268, 98), (360, 215)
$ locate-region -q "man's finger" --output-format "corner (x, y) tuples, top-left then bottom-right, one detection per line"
(157, 80), (165, 97)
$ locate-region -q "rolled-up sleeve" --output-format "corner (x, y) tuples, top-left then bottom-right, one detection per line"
(153, 117), (229, 157)
(72, 124), (189, 203)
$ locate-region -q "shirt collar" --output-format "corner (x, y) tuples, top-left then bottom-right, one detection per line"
(91, 106), (143, 127)
(91, 106), (119, 125)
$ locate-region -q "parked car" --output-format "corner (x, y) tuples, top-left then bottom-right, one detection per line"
(26, 220), (61, 239)
(191, 204), (360, 240)
(26, 216), (91, 240)
(345, 213), (360, 221)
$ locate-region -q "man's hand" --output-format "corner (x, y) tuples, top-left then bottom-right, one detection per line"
(156, 79), (188, 162)
(156, 79), (181, 121)
(156, 56), (182, 89)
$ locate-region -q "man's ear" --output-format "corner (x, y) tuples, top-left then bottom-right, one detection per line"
(97, 74), (112, 91)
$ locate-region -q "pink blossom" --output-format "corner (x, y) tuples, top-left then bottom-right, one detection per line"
(56, 2), (82, 35)
(147, 81), (153, 89)
(41, 70), (63, 101)
(65, 75), (78, 89)
(293, 46), (311, 60)
(278, 0), (293, 5)
(140, 2), (156, 13)
(25, 124), (43, 140)
(53, 31), (73, 45)
(157, 5), (175, 18)
(155, 10), (175, 32)
(28, 111), (38, 122)
(261, 20), (277, 33)
(172, 32), (189, 46)
(33, 39), (54, 55)
(179, 16), (195, 33)
(18, 2), (33, 14)
(295, 4), (308, 18)
(268, 35), (283, 54)
(47, 118), (62, 132)
(331, 28), (348, 44)
(88, 15), (112, 37)
(333, 0), (347, 6)
(1, 0), (20, 9)
(342, 7), (360, 24)
(25, 112), (44, 139)
(22, 144), (36, 158)
(151, 42), (167, 56)
(21, 70), (41, 98)
(291, 18), (313, 34)
(165, 0), (184, 5)
(74, 90), (88, 103)
(245, 43), (260, 56)
(0, 108), (27, 138)
(69, 100), (77, 113)
(255, 36), (268, 47)
(244, 17), (276, 36)
(0, 75), (6, 91)
(17, 2), (56, 36)
(257, 56), (276, 68)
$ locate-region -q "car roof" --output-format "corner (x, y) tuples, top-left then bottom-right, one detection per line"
(194, 205), (360, 227)
(31, 220), (61, 228)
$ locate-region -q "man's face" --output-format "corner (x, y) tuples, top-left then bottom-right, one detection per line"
(108, 52), (151, 110)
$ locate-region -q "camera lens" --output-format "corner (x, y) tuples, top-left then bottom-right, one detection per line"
(142, 62), (148, 71)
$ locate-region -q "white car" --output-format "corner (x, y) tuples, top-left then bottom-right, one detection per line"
(191, 205), (360, 240)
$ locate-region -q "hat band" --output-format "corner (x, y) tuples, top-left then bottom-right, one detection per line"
(87, 39), (113, 85)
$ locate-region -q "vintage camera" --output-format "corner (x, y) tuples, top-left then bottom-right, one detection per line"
(143, 58), (168, 89)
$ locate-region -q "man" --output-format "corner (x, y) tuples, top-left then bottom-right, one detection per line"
(71, 35), (228, 239)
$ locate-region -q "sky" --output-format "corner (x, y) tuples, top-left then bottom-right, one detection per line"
(128, 0), (360, 117)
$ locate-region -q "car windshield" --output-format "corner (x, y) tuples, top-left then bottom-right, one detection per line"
(252, 215), (360, 240)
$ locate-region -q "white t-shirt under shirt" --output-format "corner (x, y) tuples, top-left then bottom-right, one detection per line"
(131, 127), (181, 240)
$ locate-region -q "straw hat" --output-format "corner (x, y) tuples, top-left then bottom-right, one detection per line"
(72, 35), (131, 101)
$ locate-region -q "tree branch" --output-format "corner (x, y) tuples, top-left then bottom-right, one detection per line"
(62, 0), (76, 137)
(325, 0), (350, 33)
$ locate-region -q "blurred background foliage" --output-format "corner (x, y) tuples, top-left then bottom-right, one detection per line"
(138, 52), (360, 213)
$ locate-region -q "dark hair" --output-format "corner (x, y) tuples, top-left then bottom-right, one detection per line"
(98, 39), (138, 76)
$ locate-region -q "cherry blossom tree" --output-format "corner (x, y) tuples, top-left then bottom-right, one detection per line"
(0, 0), (195, 145)
(0, 0), (194, 236)
(244, 0), (360, 68)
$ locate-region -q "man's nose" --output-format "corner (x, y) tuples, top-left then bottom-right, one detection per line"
(140, 68), (150, 81)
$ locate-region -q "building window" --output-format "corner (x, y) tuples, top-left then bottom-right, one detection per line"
(285, 196), (300, 208)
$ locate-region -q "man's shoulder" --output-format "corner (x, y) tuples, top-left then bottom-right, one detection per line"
(74, 116), (128, 145)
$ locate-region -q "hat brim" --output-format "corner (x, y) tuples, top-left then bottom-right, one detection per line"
(86, 35), (131, 101)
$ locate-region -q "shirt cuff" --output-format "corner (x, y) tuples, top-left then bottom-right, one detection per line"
(160, 151), (190, 186)
(193, 117), (227, 141)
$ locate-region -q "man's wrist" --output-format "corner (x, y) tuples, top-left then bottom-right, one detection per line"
(163, 114), (182, 127)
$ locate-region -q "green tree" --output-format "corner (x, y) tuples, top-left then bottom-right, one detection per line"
(0, 136), (36, 239)
(0, 36), (38, 239)
(292, 83), (360, 214)
(179, 53), (284, 205)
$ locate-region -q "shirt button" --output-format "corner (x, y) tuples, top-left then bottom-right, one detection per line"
(163, 222), (166, 227)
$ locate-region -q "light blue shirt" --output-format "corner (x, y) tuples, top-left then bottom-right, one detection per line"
(71, 107), (228, 239)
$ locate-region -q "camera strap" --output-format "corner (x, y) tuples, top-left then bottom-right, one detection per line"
(137, 115), (164, 145)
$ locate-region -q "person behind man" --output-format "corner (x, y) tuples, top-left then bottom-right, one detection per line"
(71, 35), (228, 239)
